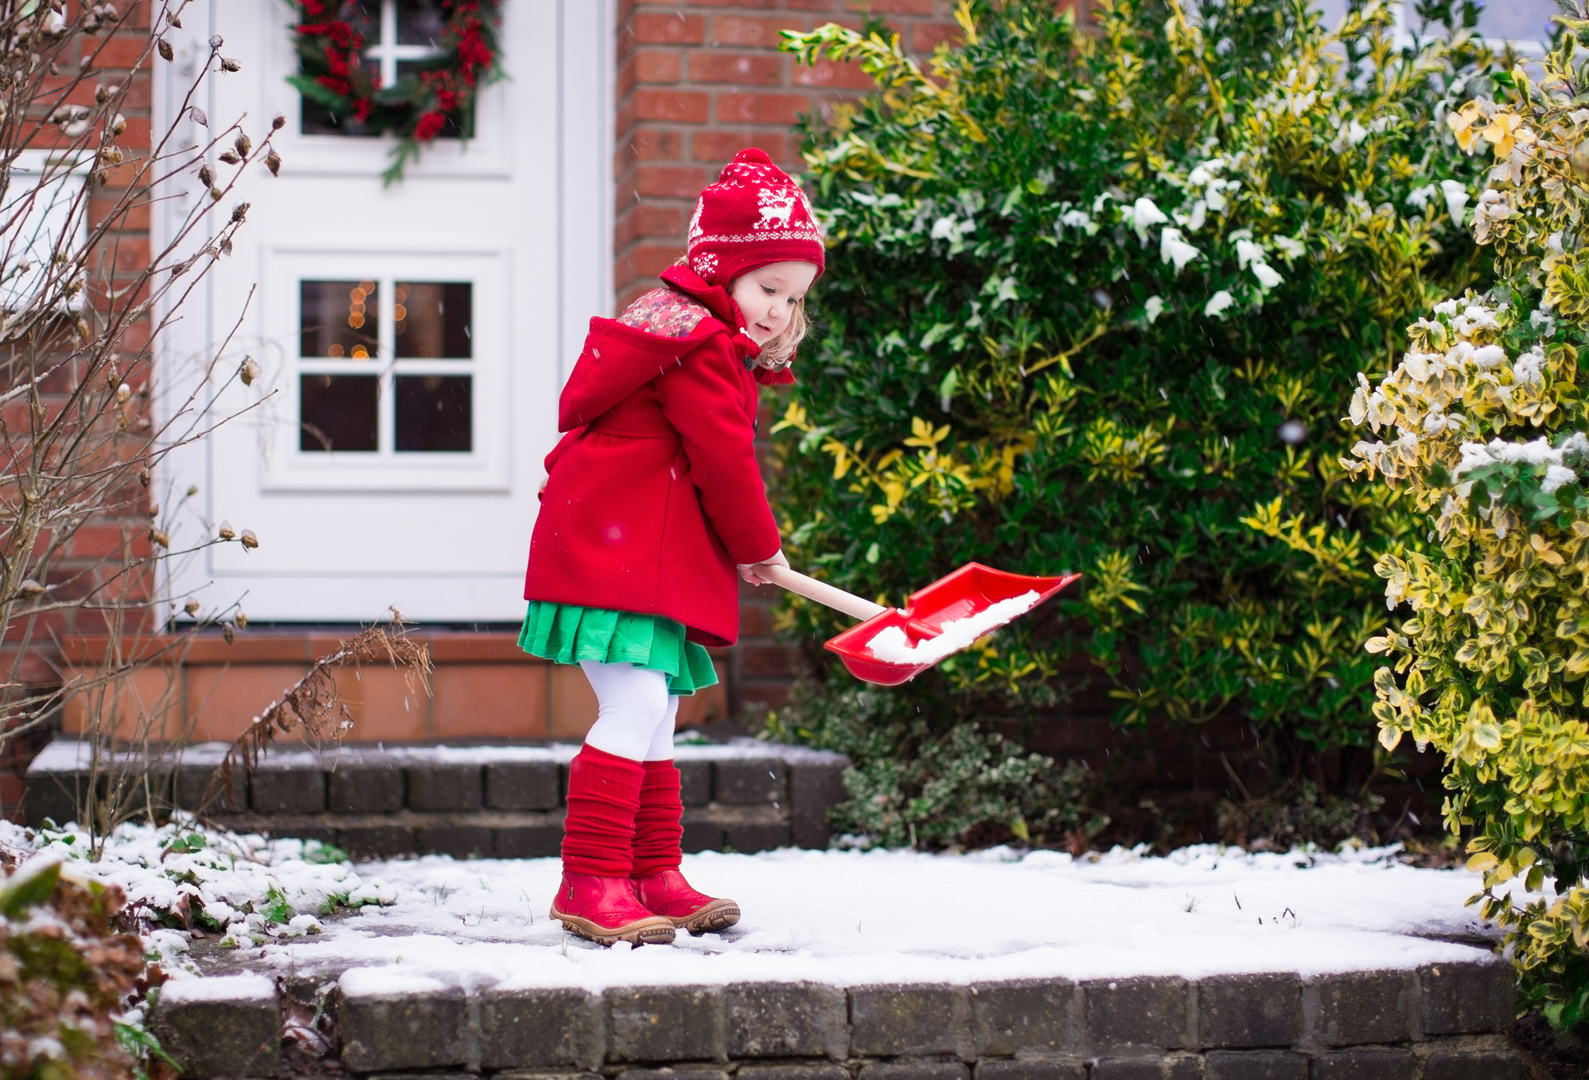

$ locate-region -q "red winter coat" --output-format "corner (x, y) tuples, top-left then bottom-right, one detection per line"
(522, 266), (788, 647)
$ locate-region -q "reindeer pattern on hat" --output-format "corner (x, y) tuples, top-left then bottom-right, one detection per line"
(755, 188), (799, 229)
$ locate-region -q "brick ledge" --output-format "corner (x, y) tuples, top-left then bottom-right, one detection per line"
(151, 963), (1523, 1079)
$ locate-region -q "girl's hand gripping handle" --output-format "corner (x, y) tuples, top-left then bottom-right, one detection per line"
(752, 563), (888, 623)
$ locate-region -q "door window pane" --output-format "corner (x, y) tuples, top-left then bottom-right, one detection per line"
(301, 374), (379, 452)
(296, 274), (477, 457)
(396, 0), (449, 45)
(395, 281), (471, 358)
(301, 101), (376, 137)
(396, 375), (472, 452)
(301, 280), (379, 359)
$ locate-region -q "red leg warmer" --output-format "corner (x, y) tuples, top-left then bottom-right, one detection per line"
(631, 760), (685, 878)
(561, 745), (645, 877)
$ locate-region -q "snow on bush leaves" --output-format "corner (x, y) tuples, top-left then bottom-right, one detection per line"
(768, 0), (1497, 845)
(1339, 14), (1589, 1032)
(5, 814), (395, 960)
(775, 0), (1496, 751)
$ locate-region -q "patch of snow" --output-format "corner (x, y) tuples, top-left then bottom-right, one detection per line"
(1124, 197), (1168, 243)
(285, 913), (324, 936)
(1160, 227), (1202, 272)
(340, 967), (450, 997)
(22, 740), (98, 772)
(347, 878), (398, 906)
(24, 738), (847, 781)
(241, 844), (1504, 992)
(866, 592), (1041, 666)
(0, 817), (1512, 997)
(159, 973), (276, 1004)
(1455, 433), (1589, 489)
(0, 814), (382, 971)
(1439, 179), (1469, 227)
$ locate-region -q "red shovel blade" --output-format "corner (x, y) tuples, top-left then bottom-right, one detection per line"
(823, 563), (1081, 686)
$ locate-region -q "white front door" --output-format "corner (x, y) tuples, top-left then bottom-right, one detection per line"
(155, 0), (612, 623)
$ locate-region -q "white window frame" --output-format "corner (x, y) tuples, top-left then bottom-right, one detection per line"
(259, 0), (511, 179)
(255, 247), (511, 492)
(0, 150), (90, 311)
(365, 0), (446, 86)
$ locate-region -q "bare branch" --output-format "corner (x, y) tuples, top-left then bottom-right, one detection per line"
(201, 622), (434, 814)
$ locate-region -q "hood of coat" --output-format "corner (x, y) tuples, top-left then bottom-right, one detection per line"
(559, 269), (797, 430)
(558, 315), (721, 431)
(662, 264), (795, 387)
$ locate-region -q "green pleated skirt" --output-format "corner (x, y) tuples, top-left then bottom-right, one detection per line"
(518, 600), (719, 697)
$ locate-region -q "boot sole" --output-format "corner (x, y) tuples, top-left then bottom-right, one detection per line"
(550, 904), (677, 947)
(672, 899), (741, 936)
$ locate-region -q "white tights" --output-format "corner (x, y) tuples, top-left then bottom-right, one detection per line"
(579, 660), (679, 762)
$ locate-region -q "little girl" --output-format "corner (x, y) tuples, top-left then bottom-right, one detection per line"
(520, 149), (824, 946)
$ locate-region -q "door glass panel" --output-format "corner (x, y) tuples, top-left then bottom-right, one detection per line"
(300, 102), (376, 137)
(296, 274), (476, 456)
(396, 375), (472, 452)
(395, 281), (471, 358)
(301, 279), (379, 359)
(300, 374), (379, 451)
(396, 0), (449, 45)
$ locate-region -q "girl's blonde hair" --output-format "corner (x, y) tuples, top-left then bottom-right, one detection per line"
(755, 295), (807, 371)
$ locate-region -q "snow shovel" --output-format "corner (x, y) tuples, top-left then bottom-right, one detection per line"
(751, 561), (1081, 686)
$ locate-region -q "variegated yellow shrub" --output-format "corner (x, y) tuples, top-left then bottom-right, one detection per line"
(1348, 6), (1589, 1029)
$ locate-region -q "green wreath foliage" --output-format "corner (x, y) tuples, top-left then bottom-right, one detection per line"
(766, 0), (1502, 842)
(286, 0), (501, 183)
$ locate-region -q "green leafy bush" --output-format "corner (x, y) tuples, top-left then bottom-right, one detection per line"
(765, 682), (1107, 849)
(1347, 11), (1589, 1029)
(0, 857), (152, 1080)
(769, 0), (1500, 842)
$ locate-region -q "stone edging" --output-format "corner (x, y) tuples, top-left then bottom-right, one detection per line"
(23, 739), (850, 856)
(153, 960), (1521, 1079)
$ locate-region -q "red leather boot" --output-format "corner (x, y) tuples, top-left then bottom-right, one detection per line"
(632, 760), (740, 935)
(550, 872), (676, 946)
(552, 746), (675, 946)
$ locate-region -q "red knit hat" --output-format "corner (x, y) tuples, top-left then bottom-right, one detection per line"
(686, 148), (825, 287)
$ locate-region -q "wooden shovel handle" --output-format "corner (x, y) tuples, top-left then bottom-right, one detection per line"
(753, 563), (889, 622)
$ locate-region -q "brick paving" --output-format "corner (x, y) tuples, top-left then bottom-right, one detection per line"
(152, 962), (1523, 1079)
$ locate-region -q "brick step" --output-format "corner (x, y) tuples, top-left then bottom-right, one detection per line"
(22, 739), (848, 856)
(151, 963), (1523, 1080)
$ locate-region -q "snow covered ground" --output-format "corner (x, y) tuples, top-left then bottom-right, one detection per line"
(0, 816), (1507, 991)
(23, 733), (847, 773)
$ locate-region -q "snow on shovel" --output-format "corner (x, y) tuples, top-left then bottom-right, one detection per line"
(751, 562), (1081, 686)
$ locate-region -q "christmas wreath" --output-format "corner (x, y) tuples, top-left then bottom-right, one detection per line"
(286, 0), (501, 183)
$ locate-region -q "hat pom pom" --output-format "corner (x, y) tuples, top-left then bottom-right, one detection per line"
(732, 148), (774, 167)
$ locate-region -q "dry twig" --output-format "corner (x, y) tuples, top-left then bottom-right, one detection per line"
(201, 620), (432, 814)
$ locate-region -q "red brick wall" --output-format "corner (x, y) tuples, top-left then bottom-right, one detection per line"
(613, 0), (965, 716)
(613, 0), (963, 308)
(1, 1), (157, 819)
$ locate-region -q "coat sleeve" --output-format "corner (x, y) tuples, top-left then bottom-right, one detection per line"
(655, 335), (782, 566)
